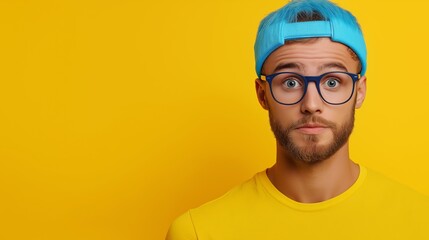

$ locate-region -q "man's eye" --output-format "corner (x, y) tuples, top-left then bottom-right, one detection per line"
(324, 78), (340, 88)
(283, 79), (302, 88)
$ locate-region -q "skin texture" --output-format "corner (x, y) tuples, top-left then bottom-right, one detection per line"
(255, 38), (367, 203)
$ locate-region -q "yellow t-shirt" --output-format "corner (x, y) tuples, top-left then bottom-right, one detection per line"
(166, 165), (429, 240)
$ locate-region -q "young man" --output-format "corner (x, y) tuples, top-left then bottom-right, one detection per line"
(167, 1), (429, 239)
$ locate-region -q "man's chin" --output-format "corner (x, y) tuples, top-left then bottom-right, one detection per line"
(285, 139), (337, 164)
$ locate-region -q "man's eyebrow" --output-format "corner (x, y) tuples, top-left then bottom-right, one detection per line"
(319, 62), (348, 72)
(273, 62), (301, 73)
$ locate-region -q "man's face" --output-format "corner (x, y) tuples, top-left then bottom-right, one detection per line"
(256, 38), (366, 163)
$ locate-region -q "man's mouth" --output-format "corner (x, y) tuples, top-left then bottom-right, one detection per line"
(295, 123), (328, 134)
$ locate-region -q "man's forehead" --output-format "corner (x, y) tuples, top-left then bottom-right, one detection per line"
(270, 61), (349, 74)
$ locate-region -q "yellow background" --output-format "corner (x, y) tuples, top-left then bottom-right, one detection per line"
(0, 0), (428, 239)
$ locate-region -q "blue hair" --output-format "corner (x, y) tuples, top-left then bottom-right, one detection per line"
(255, 0), (366, 77)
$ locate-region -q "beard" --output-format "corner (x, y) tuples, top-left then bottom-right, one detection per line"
(269, 109), (355, 164)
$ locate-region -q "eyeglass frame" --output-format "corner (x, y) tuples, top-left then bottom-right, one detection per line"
(259, 71), (360, 105)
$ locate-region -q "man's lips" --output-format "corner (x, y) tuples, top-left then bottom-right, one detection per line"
(295, 123), (329, 134)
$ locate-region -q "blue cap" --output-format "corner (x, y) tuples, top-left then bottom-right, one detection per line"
(254, 0), (367, 77)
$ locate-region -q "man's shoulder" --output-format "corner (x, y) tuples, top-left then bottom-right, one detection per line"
(361, 166), (429, 208)
(364, 167), (426, 195)
(166, 172), (264, 240)
(191, 171), (264, 215)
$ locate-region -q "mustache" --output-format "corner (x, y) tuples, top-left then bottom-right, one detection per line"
(290, 116), (336, 129)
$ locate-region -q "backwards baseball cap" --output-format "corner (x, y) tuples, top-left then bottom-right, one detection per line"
(254, 0), (367, 77)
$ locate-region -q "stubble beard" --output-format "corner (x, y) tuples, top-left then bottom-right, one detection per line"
(269, 109), (355, 164)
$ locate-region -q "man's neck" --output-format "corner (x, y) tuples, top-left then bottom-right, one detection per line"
(266, 142), (360, 203)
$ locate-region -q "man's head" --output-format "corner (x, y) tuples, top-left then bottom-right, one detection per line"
(254, 0), (367, 164)
(254, 0), (366, 78)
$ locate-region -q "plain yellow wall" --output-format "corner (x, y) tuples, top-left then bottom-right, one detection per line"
(0, 0), (428, 239)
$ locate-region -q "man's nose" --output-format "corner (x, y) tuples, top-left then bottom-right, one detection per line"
(300, 82), (323, 114)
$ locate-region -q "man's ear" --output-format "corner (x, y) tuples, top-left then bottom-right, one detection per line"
(255, 78), (269, 110)
(355, 76), (367, 109)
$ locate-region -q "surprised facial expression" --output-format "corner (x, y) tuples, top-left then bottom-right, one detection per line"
(256, 38), (366, 163)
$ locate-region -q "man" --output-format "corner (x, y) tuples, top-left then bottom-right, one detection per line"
(166, 0), (429, 239)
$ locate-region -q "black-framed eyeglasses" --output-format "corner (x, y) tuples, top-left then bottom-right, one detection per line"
(260, 71), (360, 105)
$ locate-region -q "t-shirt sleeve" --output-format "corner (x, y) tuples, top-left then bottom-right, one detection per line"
(165, 211), (197, 240)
